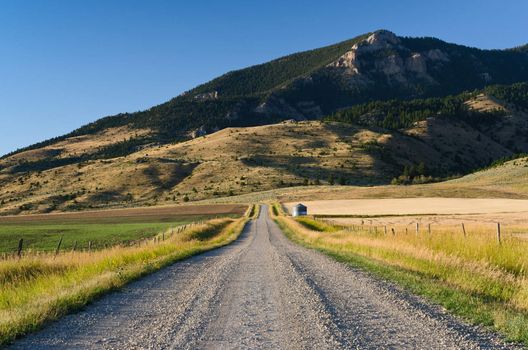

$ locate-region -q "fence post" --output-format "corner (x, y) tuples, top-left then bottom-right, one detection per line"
(428, 224), (431, 234)
(416, 223), (419, 235)
(17, 238), (23, 258)
(384, 226), (387, 234)
(88, 241), (92, 251)
(497, 223), (501, 244)
(461, 223), (466, 237)
(391, 228), (395, 236)
(405, 227), (408, 235)
(55, 236), (63, 256)
(73, 241), (78, 252)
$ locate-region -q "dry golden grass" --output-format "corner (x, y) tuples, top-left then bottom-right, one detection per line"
(0, 126), (151, 167)
(2, 94), (528, 215)
(327, 213), (528, 231)
(211, 156), (528, 205)
(284, 198), (528, 217)
(273, 203), (528, 343)
(465, 93), (506, 113)
(0, 121), (390, 214)
(0, 210), (251, 345)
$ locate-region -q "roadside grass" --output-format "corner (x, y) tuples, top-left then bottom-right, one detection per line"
(0, 221), (183, 254)
(0, 206), (253, 346)
(295, 217), (341, 232)
(271, 204), (528, 345)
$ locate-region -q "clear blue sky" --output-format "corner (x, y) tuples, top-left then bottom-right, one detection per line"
(1, 0), (527, 156)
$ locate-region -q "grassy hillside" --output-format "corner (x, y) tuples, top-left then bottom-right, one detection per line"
(211, 156), (528, 205)
(2, 87), (528, 215)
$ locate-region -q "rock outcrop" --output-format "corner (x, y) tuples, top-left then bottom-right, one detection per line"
(326, 30), (446, 86)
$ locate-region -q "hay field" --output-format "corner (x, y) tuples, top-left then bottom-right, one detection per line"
(285, 198), (528, 216)
(284, 198), (528, 238)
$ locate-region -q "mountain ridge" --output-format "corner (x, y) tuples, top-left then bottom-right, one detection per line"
(4, 30), (528, 160)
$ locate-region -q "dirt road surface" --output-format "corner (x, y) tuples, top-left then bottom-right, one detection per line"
(9, 206), (518, 349)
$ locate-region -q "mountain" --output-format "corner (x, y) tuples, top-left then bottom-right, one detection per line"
(2, 83), (528, 215)
(4, 30), (528, 164)
(1, 30), (528, 214)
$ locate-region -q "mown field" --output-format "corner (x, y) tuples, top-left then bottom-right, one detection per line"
(0, 204), (255, 346)
(0, 204), (246, 254)
(273, 202), (528, 345)
(284, 198), (528, 217)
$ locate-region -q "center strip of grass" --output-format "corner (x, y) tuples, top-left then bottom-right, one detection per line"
(0, 206), (254, 346)
(271, 204), (528, 345)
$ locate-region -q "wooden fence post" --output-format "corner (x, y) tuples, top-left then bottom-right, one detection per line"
(17, 238), (23, 258)
(497, 223), (501, 244)
(405, 227), (408, 235)
(55, 236), (63, 256)
(416, 223), (419, 235)
(391, 228), (395, 235)
(88, 241), (92, 251)
(384, 226), (387, 234)
(428, 224), (431, 234)
(461, 223), (466, 237)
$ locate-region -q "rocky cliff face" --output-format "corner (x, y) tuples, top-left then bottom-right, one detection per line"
(250, 29), (528, 122)
(253, 30), (438, 119)
(330, 31), (451, 89)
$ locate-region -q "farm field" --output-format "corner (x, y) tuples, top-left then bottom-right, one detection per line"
(0, 204), (246, 254)
(0, 205), (252, 345)
(284, 198), (528, 216)
(284, 198), (528, 238)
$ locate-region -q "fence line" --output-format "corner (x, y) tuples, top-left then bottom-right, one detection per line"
(4, 220), (208, 262)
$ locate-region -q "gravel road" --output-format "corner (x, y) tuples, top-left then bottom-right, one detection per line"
(9, 205), (520, 349)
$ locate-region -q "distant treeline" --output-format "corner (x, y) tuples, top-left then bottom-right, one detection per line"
(325, 83), (528, 130)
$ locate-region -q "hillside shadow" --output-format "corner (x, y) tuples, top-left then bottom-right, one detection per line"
(142, 160), (198, 192)
(241, 155), (387, 186)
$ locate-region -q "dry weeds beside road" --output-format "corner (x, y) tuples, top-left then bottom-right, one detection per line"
(9, 206), (517, 349)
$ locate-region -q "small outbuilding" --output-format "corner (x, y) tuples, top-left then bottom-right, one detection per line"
(292, 203), (307, 217)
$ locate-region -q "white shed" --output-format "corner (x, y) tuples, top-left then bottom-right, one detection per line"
(292, 203), (307, 217)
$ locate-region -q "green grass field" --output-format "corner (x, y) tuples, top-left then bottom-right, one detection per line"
(0, 215), (234, 254)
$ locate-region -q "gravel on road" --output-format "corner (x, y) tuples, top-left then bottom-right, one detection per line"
(9, 206), (520, 349)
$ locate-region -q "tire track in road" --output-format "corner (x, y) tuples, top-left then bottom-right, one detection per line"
(9, 206), (519, 349)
